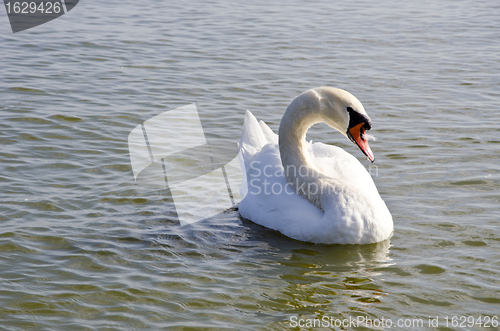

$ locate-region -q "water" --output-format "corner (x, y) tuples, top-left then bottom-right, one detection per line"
(1, 0), (499, 329)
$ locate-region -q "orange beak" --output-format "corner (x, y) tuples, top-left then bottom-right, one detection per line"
(348, 123), (375, 162)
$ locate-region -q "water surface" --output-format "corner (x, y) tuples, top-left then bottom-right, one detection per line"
(1, 0), (499, 329)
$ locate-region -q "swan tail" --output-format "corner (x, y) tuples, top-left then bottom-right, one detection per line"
(240, 110), (277, 153)
(239, 110), (278, 174)
(259, 120), (278, 145)
(240, 110), (266, 149)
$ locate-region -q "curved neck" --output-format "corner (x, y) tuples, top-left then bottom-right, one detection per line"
(278, 101), (325, 210)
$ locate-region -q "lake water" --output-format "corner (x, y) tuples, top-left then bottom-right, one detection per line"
(1, 0), (499, 329)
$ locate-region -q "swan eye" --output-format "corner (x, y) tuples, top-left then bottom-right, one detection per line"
(346, 106), (372, 131)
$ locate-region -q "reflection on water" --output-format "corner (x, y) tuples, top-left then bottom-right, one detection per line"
(149, 214), (393, 327)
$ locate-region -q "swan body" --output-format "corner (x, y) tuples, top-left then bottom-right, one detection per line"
(238, 87), (393, 244)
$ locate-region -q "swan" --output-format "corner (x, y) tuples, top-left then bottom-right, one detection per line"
(238, 87), (393, 244)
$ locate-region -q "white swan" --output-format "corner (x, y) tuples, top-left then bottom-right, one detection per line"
(238, 87), (393, 244)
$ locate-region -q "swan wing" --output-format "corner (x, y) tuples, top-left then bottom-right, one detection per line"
(238, 143), (324, 241)
(308, 141), (379, 194)
(307, 141), (393, 244)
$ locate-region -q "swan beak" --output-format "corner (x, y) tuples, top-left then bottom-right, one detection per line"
(348, 123), (375, 162)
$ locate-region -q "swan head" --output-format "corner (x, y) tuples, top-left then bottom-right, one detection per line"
(308, 87), (375, 162)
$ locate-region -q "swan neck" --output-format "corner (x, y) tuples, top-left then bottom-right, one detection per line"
(278, 101), (325, 209)
(279, 105), (320, 168)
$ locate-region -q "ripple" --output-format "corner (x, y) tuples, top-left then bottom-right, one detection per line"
(9, 117), (53, 124)
(472, 296), (500, 304)
(9, 87), (47, 94)
(50, 115), (83, 122)
(415, 265), (446, 275)
(462, 240), (488, 247)
(451, 180), (489, 186)
(0, 241), (39, 254)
